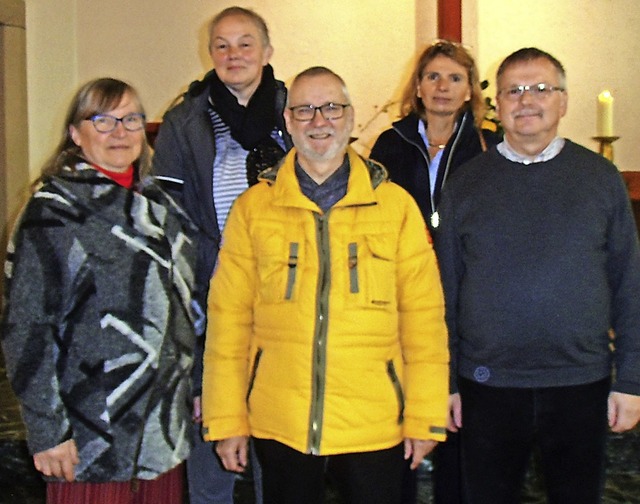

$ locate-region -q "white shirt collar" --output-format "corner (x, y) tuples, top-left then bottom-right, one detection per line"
(497, 136), (565, 165)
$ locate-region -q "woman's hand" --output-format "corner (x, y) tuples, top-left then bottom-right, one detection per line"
(33, 439), (79, 482)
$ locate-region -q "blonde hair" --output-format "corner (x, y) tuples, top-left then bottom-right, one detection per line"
(400, 40), (485, 128)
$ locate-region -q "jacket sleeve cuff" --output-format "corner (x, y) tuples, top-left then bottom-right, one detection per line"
(202, 417), (250, 442)
(403, 416), (448, 443)
(22, 407), (73, 455)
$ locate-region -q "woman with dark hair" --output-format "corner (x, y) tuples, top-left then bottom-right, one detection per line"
(1, 78), (197, 504)
(370, 41), (500, 504)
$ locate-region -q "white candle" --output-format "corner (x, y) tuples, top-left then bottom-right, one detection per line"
(597, 90), (614, 137)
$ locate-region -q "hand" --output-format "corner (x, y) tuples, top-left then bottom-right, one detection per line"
(215, 436), (249, 473)
(447, 393), (463, 432)
(608, 391), (640, 433)
(33, 439), (79, 482)
(403, 438), (438, 470)
(192, 396), (202, 423)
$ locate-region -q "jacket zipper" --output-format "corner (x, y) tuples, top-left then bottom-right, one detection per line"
(393, 113), (468, 215)
(245, 348), (263, 409)
(439, 113), (468, 194)
(307, 213), (331, 454)
(386, 360), (405, 424)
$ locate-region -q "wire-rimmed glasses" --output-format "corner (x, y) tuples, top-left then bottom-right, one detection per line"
(499, 83), (565, 101)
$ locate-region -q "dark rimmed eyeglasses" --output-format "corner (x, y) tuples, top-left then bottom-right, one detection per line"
(499, 83), (565, 101)
(85, 113), (146, 133)
(288, 103), (350, 122)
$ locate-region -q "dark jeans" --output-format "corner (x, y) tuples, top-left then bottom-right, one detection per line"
(459, 377), (609, 504)
(253, 438), (404, 504)
(186, 427), (262, 504)
(401, 457), (418, 504)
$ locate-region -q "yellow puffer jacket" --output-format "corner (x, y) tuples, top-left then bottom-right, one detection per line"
(202, 147), (449, 455)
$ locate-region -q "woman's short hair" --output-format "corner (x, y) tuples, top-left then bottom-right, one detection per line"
(208, 6), (271, 51)
(38, 78), (150, 185)
(400, 40), (485, 128)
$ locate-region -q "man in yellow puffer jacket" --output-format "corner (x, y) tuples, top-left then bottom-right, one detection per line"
(202, 66), (449, 504)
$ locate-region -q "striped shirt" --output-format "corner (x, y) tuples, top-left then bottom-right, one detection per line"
(209, 110), (249, 233)
(209, 109), (287, 233)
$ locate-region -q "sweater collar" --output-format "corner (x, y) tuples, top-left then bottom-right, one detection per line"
(497, 137), (565, 165)
(92, 163), (134, 188)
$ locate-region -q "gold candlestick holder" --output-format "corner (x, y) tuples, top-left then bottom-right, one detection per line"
(592, 136), (620, 162)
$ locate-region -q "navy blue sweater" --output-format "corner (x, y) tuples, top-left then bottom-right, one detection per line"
(436, 141), (640, 394)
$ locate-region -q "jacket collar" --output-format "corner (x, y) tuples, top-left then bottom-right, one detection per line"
(259, 147), (388, 211)
(44, 163), (196, 232)
(392, 109), (477, 151)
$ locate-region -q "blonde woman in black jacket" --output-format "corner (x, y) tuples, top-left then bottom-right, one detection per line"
(370, 40), (500, 504)
(370, 40), (499, 247)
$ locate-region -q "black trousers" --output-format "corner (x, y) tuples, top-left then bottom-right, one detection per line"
(459, 377), (609, 504)
(400, 433), (464, 504)
(431, 431), (465, 504)
(253, 438), (405, 504)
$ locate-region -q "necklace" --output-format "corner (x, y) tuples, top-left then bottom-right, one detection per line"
(426, 131), (449, 149)
(421, 119), (451, 150)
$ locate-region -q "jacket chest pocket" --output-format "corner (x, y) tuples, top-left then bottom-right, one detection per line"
(346, 233), (396, 310)
(254, 226), (302, 303)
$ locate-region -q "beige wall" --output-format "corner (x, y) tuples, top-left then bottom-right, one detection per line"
(24, 0), (640, 179)
(464, 0), (640, 171)
(26, 0), (418, 178)
(25, 0), (76, 176)
(0, 0), (29, 304)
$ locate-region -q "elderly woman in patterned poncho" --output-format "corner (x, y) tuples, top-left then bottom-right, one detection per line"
(1, 78), (198, 504)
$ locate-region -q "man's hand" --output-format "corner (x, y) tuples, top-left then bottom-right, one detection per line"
(33, 439), (79, 482)
(608, 391), (640, 433)
(404, 438), (438, 470)
(215, 436), (249, 472)
(447, 393), (463, 433)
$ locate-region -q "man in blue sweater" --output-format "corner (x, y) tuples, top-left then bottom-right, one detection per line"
(436, 47), (640, 504)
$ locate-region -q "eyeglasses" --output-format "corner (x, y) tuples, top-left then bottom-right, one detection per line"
(86, 113), (146, 133)
(499, 83), (565, 101)
(288, 103), (350, 122)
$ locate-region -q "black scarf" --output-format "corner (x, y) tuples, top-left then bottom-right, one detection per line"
(209, 64), (285, 185)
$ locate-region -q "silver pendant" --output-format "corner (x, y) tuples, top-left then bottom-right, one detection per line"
(430, 211), (440, 229)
